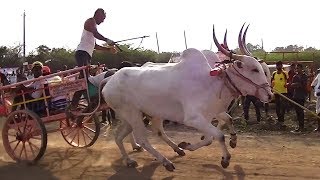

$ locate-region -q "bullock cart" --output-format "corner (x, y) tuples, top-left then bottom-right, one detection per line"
(0, 66), (102, 164)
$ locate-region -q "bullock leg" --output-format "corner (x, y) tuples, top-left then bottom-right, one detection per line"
(151, 117), (185, 156)
(183, 114), (231, 168)
(114, 120), (138, 168)
(128, 133), (143, 152)
(187, 112), (237, 150)
(216, 113), (237, 148)
(122, 109), (176, 171)
(178, 135), (213, 151)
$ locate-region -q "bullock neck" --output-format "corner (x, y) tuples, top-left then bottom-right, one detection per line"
(209, 70), (241, 109)
(222, 67), (243, 97)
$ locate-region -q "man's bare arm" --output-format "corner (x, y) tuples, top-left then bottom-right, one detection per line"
(84, 18), (114, 44)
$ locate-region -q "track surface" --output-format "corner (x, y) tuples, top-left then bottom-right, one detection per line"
(1, 124), (320, 180)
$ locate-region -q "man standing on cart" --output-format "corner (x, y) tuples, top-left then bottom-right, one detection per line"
(70, 8), (118, 109)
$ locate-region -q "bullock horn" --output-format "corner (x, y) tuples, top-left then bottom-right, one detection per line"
(223, 29), (230, 50)
(242, 24), (252, 56)
(212, 25), (242, 60)
(238, 23), (250, 56)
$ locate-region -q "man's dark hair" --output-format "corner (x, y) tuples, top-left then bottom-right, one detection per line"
(94, 8), (105, 16)
(119, 61), (133, 69)
(276, 61), (283, 66)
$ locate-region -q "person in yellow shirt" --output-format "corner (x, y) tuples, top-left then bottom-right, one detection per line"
(271, 61), (289, 128)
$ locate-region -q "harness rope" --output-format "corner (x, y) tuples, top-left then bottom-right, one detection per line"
(216, 61), (270, 101)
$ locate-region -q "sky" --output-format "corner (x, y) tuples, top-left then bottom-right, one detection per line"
(1, 0), (320, 55)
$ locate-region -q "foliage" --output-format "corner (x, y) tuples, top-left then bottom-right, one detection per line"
(1, 43), (320, 72)
(0, 45), (23, 67)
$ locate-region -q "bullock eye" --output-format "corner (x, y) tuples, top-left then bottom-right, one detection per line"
(252, 69), (259, 73)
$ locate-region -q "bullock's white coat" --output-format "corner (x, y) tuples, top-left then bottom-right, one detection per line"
(102, 48), (272, 170)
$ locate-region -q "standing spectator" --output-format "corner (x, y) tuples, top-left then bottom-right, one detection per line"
(306, 67), (315, 101)
(96, 62), (104, 75)
(0, 68), (10, 86)
(63, 65), (68, 71)
(286, 63), (296, 111)
(290, 63), (308, 132)
(271, 61), (288, 128)
(311, 68), (320, 132)
(243, 95), (262, 123)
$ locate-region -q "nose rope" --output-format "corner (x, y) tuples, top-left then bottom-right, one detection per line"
(226, 65), (270, 96)
(223, 72), (243, 97)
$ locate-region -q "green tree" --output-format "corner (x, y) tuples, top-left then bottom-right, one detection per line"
(304, 47), (317, 52)
(35, 45), (51, 63)
(0, 46), (8, 59)
(0, 45), (23, 67)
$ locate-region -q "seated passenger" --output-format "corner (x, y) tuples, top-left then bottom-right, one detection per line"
(12, 61), (47, 112)
(42, 65), (67, 113)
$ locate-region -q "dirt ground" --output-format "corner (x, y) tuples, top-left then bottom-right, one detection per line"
(1, 121), (320, 180)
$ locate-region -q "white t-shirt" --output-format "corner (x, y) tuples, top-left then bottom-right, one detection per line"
(76, 29), (95, 57)
(28, 78), (47, 99)
(311, 73), (320, 96)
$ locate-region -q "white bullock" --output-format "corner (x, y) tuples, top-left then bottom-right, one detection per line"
(137, 50), (238, 155)
(139, 27), (272, 151)
(102, 26), (272, 171)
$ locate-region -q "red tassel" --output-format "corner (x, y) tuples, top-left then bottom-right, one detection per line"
(210, 67), (222, 76)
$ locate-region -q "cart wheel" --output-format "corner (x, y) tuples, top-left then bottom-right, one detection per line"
(2, 110), (47, 164)
(60, 113), (100, 147)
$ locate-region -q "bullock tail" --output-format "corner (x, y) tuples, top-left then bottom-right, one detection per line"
(70, 76), (112, 116)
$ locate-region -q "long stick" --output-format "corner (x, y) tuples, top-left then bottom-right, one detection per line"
(273, 89), (320, 120)
(227, 96), (241, 114)
(22, 10), (26, 74)
(184, 30), (188, 49)
(115, 36), (149, 43)
(156, 32), (160, 54)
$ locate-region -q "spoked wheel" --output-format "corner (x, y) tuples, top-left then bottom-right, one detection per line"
(2, 110), (47, 164)
(61, 103), (100, 147)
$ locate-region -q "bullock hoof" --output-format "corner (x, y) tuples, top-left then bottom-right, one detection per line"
(178, 142), (191, 149)
(229, 141), (237, 148)
(163, 162), (175, 171)
(174, 148), (186, 156)
(133, 145), (144, 152)
(221, 160), (230, 169)
(126, 160), (138, 168)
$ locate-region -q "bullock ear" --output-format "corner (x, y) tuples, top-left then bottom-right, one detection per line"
(234, 60), (243, 68)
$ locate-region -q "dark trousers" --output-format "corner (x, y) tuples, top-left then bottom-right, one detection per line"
(286, 91), (294, 112)
(293, 98), (305, 129)
(12, 93), (33, 111)
(264, 103), (269, 115)
(71, 50), (91, 107)
(275, 94), (286, 123)
(243, 95), (261, 121)
(12, 94), (45, 114)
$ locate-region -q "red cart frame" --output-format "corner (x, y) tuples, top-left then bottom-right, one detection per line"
(0, 66), (102, 164)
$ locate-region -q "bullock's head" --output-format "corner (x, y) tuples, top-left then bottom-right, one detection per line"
(213, 25), (273, 102)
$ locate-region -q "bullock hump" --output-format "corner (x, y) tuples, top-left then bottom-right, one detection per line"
(180, 48), (208, 64)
